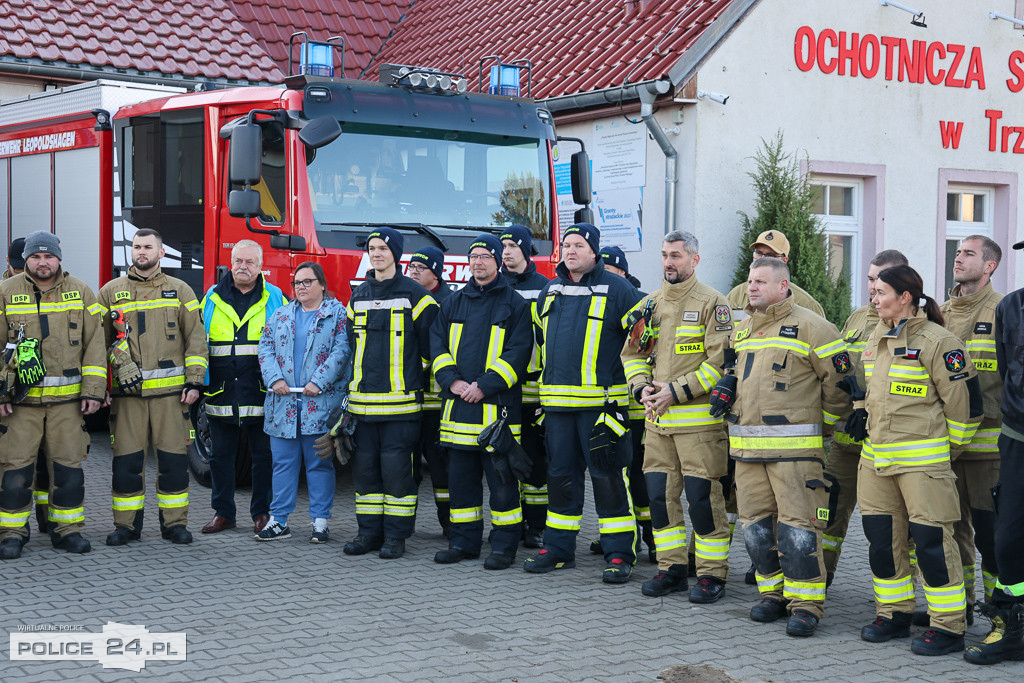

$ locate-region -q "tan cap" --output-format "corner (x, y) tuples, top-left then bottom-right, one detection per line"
(750, 230), (790, 258)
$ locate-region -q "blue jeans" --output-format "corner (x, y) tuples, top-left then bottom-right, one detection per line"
(269, 434), (335, 525)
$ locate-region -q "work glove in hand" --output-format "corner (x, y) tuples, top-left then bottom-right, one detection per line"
(844, 408), (869, 442)
(16, 338), (45, 387)
(589, 408), (628, 471)
(314, 405), (355, 466)
(835, 375), (866, 401)
(708, 375), (737, 418)
(116, 360), (143, 395)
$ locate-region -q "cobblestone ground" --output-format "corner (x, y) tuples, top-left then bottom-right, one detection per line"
(0, 433), (1020, 681)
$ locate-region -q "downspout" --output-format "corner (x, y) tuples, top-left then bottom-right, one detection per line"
(638, 83), (676, 235)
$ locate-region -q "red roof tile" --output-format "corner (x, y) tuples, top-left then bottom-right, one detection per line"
(369, 0), (736, 99)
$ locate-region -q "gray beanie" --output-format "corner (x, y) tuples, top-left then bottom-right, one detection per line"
(22, 230), (62, 261)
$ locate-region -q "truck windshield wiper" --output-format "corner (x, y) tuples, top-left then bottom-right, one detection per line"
(320, 222), (449, 251)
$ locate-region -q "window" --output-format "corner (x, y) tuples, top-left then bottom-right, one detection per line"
(811, 177), (863, 305)
(943, 185), (994, 297)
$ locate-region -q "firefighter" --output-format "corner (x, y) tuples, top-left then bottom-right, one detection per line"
(199, 239), (286, 535)
(711, 257), (852, 637)
(0, 231), (104, 558)
(499, 225), (549, 549)
(854, 264), (982, 656)
(430, 234), (532, 569)
(596, 245), (654, 562)
(344, 227), (438, 560)
(934, 236), (1003, 626)
(98, 228), (209, 546)
(407, 246), (452, 536)
(523, 223), (642, 583)
(968, 239), (1024, 665)
(824, 249), (909, 584)
(621, 231), (733, 601)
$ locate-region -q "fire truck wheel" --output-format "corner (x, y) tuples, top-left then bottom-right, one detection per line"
(188, 399), (252, 488)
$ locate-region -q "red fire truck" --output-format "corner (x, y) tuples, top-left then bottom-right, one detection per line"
(0, 47), (592, 485)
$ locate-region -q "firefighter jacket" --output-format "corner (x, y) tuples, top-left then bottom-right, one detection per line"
(0, 271), (106, 404)
(727, 281), (825, 318)
(621, 274), (733, 434)
(502, 262), (549, 404)
(941, 282), (1002, 460)
(727, 296), (852, 463)
(97, 266), (208, 398)
(1, 268), (16, 280)
(996, 288), (1024, 435)
(201, 273), (286, 423)
(534, 259), (642, 411)
(346, 269), (438, 421)
(860, 309), (983, 475)
(422, 282), (453, 411)
(833, 303), (877, 446)
(430, 273), (532, 449)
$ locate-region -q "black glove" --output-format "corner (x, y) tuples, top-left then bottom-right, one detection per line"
(508, 442), (533, 483)
(844, 408), (869, 442)
(478, 412), (518, 485)
(722, 347), (737, 370)
(835, 375), (865, 401)
(489, 451), (513, 485)
(708, 375), (737, 418)
(589, 408), (628, 471)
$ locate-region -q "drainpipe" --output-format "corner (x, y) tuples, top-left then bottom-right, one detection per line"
(638, 82), (676, 235)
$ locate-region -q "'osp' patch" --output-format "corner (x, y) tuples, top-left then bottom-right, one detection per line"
(832, 352), (851, 374)
(944, 349), (966, 372)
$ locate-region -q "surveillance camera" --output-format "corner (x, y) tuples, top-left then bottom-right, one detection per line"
(697, 90), (729, 105)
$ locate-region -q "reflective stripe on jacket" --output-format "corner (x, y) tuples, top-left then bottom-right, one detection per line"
(502, 261), (550, 404)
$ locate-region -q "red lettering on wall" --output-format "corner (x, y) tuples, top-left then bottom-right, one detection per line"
(881, 36), (901, 80)
(860, 34), (880, 78)
(945, 45), (966, 88)
(817, 29), (838, 74)
(986, 110), (1003, 152)
(1015, 128), (1024, 155)
(964, 47), (986, 90)
(794, 26), (816, 72)
(939, 121), (964, 149)
(898, 39), (926, 83)
(837, 31), (860, 77)
(925, 42), (946, 85)
(1008, 51), (1024, 93)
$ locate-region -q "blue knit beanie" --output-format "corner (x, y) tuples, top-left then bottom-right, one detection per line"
(563, 222), (600, 255)
(409, 246), (445, 281)
(599, 246), (628, 274)
(499, 224), (533, 259)
(366, 226), (404, 263)
(468, 234), (503, 260)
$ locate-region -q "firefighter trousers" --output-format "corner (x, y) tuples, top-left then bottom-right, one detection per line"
(109, 394), (192, 532)
(858, 462), (966, 633)
(542, 410), (636, 563)
(519, 403), (547, 532)
(0, 403), (88, 542)
(992, 434), (1024, 608)
(352, 418), (419, 540)
(823, 440), (861, 575)
(735, 458), (830, 619)
(951, 457), (999, 607)
(644, 428), (730, 579)
(414, 409), (449, 530)
(446, 447), (522, 556)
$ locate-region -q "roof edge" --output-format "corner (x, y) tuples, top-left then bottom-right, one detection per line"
(544, 78), (671, 113)
(667, 0), (762, 87)
(0, 56), (278, 89)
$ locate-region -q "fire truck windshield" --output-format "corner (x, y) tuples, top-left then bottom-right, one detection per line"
(307, 124), (551, 241)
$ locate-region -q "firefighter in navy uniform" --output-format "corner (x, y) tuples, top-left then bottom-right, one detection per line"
(523, 223), (643, 583)
(344, 227), (438, 559)
(937, 236), (1003, 625)
(712, 257), (852, 637)
(0, 232), (104, 559)
(98, 228), (209, 546)
(407, 246), (453, 536)
(500, 225), (549, 549)
(430, 235), (532, 569)
(824, 250), (909, 584)
(855, 265), (982, 656)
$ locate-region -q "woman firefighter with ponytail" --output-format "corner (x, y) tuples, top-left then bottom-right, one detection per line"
(846, 265), (984, 656)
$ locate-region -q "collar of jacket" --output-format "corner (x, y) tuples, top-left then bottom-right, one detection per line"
(555, 256), (605, 284)
(947, 281), (995, 311)
(364, 268), (404, 292)
(660, 273), (698, 301)
(464, 273), (506, 298)
(288, 296), (335, 320)
(128, 265), (164, 284)
(214, 270), (264, 302)
(23, 268), (67, 294)
(501, 260), (538, 284)
(746, 291), (795, 321)
(882, 307), (928, 339)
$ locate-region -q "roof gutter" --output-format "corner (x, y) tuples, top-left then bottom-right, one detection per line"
(544, 78), (670, 112)
(0, 58), (275, 89)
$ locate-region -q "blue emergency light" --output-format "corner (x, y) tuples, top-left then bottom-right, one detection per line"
(301, 44), (335, 77)
(488, 65), (521, 97)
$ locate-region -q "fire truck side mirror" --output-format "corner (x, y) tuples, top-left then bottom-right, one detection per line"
(270, 234), (307, 251)
(574, 207), (594, 224)
(229, 123), (263, 185)
(570, 150), (591, 205)
(228, 188), (261, 218)
(298, 116), (342, 150)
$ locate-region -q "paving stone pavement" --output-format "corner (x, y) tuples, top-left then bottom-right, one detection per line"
(1, 432), (1020, 681)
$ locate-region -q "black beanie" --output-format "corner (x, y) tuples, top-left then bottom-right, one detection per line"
(409, 246), (445, 282)
(563, 222), (600, 255)
(366, 226), (404, 264)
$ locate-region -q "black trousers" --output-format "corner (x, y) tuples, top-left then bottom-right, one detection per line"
(352, 419), (419, 540)
(208, 418), (272, 522)
(993, 433), (1024, 607)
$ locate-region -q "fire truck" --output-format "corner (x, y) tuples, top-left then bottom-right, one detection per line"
(0, 42), (592, 485)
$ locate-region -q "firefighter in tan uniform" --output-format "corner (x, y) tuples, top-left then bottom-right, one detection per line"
(824, 250), (909, 584)
(854, 265), (983, 656)
(936, 236), (1003, 621)
(0, 231), (105, 559)
(98, 229), (208, 546)
(622, 231), (733, 602)
(710, 257), (851, 638)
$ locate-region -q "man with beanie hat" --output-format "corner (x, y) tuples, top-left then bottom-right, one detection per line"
(344, 227), (439, 559)
(407, 245), (453, 535)
(523, 223), (644, 583)
(3, 237), (26, 279)
(500, 224), (550, 549)
(431, 234), (532, 568)
(0, 230), (105, 559)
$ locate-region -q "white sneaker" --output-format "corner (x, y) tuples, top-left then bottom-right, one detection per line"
(255, 521), (291, 541)
(310, 519), (329, 544)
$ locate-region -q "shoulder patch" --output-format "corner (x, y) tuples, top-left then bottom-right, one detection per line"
(779, 325), (798, 339)
(114, 290), (131, 302)
(943, 349), (966, 372)
(11, 293), (30, 304)
(162, 290), (179, 299)
(62, 290), (80, 301)
(714, 305), (731, 324)
(832, 352), (851, 374)
(682, 311), (699, 322)
(715, 325), (733, 331)
(949, 372), (969, 381)
(905, 348), (920, 360)
(734, 327), (750, 341)
(974, 321), (993, 335)
(843, 328), (860, 342)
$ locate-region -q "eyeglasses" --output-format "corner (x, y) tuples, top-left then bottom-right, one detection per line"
(291, 278), (319, 289)
(468, 253), (494, 262)
(407, 263), (429, 273)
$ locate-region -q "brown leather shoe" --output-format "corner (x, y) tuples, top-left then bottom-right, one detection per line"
(201, 516), (236, 534)
(253, 514), (270, 533)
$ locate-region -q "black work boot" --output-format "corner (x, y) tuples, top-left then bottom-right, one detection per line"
(786, 609), (819, 637)
(162, 525), (193, 545)
(343, 536), (384, 555)
(523, 548), (575, 573)
(964, 603), (1024, 665)
(52, 532), (91, 554)
(642, 564), (688, 597)
(379, 537), (405, 559)
(750, 598), (788, 623)
(0, 537), (23, 560)
(434, 547), (479, 564)
(861, 612), (912, 642)
(105, 526), (141, 546)
(522, 527), (544, 549)
(911, 627), (965, 656)
(689, 576), (726, 604)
